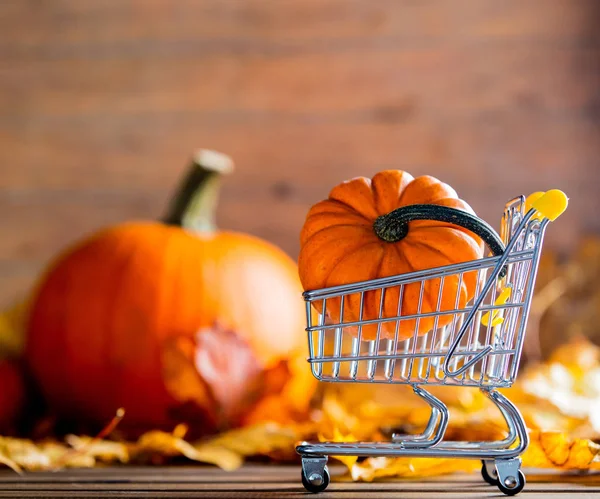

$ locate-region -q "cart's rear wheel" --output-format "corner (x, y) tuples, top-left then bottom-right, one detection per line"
(481, 460), (499, 486)
(301, 466), (330, 493)
(497, 469), (526, 496)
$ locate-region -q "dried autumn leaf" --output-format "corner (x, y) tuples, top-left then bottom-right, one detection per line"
(318, 427), (358, 470)
(345, 431), (600, 483)
(523, 431), (600, 470)
(134, 424), (242, 471)
(512, 336), (600, 434)
(279, 348), (319, 413)
(350, 456), (478, 482)
(64, 435), (129, 464)
(37, 441), (96, 469)
(242, 394), (300, 426)
(161, 323), (268, 435)
(535, 237), (600, 357)
(0, 437), (53, 471)
(0, 437), (96, 471)
(197, 420), (315, 463)
(243, 348), (319, 427)
(0, 442), (23, 474)
(161, 335), (215, 421)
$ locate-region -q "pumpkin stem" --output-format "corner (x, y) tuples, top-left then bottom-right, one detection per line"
(163, 149), (234, 232)
(373, 204), (505, 257)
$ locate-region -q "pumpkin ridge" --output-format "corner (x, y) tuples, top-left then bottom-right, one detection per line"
(397, 176), (458, 208)
(410, 225), (483, 253)
(367, 244), (389, 322)
(391, 243), (436, 312)
(405, 236), (464, 266)
(371, 180), (382, 215)
(324, 240), (384, 287)
(405, 239), (467, 307)
(408, 240), (449, 264)
(395, 243), (436, 314)
(301, 222), (374, 247)
(328, 177), (379, 221)
(390, 243), (437, 335)
(299, 226), (378, 292)
(306, 211), (372, 226)
(392, 242), (413, 274)
(404, 233), (479, 306)
(371, 170), (416, 215)
(309, 198), (375, 221)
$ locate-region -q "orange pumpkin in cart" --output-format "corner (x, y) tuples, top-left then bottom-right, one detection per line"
(298, 170), (505, 340)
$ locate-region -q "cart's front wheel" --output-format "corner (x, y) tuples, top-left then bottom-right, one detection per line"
(481, 460), (499, 486)
(301, 466), (330, 493)
(497, 469), (526, 496)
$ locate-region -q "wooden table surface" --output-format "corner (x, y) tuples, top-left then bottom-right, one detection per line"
(0, 465), (598, 498)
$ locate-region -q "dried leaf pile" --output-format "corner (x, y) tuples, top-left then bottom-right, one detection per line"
(2, 238), (600, 481)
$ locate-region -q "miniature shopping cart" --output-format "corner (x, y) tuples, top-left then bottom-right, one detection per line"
(296, 190), (568, 496)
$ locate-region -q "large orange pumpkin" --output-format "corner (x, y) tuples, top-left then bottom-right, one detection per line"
(298, 170), (499, 341)
(25, 150), (311, 437)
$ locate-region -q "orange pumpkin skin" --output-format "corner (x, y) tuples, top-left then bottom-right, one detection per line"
(298, 170), (484, 341)
(25, 221), (307, 436)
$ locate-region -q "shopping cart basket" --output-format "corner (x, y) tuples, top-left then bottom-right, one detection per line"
(296, 190), (568, 495)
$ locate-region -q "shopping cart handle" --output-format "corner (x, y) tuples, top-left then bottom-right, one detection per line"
(525, 189), (568, 221)
(442, 346), (492, 377)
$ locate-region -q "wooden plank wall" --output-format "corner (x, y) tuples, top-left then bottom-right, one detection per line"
(1, 0), (599, 307)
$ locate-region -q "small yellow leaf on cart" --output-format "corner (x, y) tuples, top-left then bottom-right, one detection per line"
(481, 287), (512, 327)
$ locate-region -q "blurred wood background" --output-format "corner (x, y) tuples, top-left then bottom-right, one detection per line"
(1, 0), (599, 307)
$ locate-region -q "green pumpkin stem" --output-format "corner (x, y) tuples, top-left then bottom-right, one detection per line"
(163, 149), (234, 232)
(373, 204), (505, 257)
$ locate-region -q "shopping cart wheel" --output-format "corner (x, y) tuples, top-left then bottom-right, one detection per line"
(301, 465), (330, 493)
(496, 470), (526, 496)
(480, 460), (499, 485)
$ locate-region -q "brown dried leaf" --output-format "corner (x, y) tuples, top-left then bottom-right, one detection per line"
(197, 421), (311, 461)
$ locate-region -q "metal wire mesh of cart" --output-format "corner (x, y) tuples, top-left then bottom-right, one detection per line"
(302, 196), (550, 388)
